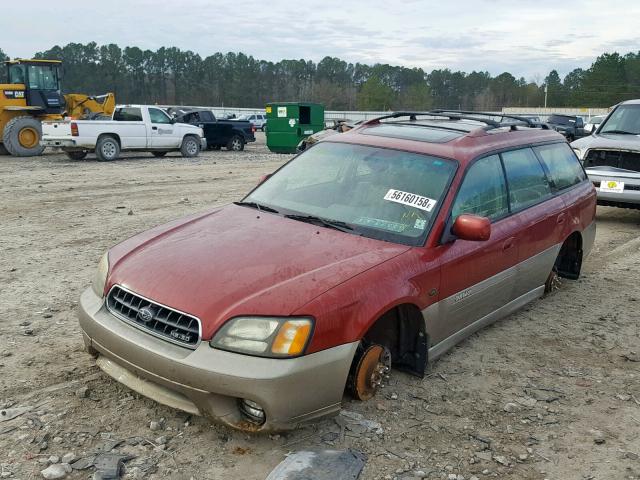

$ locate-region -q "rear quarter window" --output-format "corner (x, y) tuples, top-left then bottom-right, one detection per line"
(502, 148), (552, 211)
(199, 111), (214, 122)
(534, 143), (587, 190)
(113, 107), (142, 122)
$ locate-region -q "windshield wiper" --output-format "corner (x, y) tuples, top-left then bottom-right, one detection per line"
(233, 201), (279, 213)
(284, 214), (357, 233)
(601, 129), (638, 135)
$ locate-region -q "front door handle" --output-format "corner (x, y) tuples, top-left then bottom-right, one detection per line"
(502, 237), (515, 251)
(557, 213), (566, 224)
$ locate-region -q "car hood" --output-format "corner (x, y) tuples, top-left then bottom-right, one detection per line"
(572, 132), (640, 152)
(107, 204), (410, 339)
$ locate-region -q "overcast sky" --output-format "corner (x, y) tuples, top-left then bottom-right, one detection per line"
(3, 0), (639, 80)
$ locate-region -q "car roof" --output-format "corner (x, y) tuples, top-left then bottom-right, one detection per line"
(323, 111), (565, 164)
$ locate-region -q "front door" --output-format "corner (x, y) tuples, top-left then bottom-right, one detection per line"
(427, 154), (520, 346)
(148, 107), (178, 148)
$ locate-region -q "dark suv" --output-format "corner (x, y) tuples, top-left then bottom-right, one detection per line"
(546, 114), (585, 141)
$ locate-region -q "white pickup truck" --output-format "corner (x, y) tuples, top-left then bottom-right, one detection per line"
(41, 105), (206, 161)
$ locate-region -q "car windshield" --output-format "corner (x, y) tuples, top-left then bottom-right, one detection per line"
(243, 142), (457, 246)
(237, 115), (249, 120)
(547, 115), (574, 125)
(600, 104), (640, 135)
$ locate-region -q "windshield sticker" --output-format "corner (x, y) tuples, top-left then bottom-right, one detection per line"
(355, 217), (407, 233)
(384, 189), (437, 212)
(414, 218), (427, 229)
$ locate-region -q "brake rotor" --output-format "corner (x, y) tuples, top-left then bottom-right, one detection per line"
(352, 345), (391, 401)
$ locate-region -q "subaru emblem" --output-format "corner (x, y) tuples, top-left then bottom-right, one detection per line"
(137, 307), (154, 323)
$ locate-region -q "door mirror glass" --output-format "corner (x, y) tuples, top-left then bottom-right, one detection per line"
(452, 214), (491, 241)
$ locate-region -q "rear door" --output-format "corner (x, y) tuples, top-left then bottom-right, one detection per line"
(501, 147), (562, 298)
(432, 154), (519, 344)
(148, 107), (179, 148)
(533, 142), (595, 257)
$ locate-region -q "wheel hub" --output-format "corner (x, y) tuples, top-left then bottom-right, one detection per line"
(18, 127), (38, 148)
(352, 345), (391, 401)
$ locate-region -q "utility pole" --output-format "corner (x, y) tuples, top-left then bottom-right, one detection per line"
(544, 84), (548, 109)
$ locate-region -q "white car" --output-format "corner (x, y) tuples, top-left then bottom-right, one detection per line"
(584, 115), (606, 134)
(41, 105), (206, 161)
(237, 113), (267, 131)
(571, 100), (640, 209)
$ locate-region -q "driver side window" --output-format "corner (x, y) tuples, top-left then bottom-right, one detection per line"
(452, 155), (509, 221)
(149, 108), (172, 124)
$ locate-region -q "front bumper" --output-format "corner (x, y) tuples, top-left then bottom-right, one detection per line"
(78, 288), (357, 431)
(587, 169), (640, 206)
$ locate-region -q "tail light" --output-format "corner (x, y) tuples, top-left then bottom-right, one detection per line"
(251, 125), (256, 133)
(70, 122), (79, 137)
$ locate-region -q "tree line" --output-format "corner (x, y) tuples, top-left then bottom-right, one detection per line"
(1, 43), (639, 110)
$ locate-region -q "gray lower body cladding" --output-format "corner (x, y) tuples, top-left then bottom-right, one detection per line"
(78, 287), (358, 431)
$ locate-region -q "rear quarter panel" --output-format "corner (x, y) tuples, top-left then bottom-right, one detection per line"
(560, 180), (597, 256)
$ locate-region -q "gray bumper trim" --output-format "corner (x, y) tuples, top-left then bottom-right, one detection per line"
(79, 287), (358, 431)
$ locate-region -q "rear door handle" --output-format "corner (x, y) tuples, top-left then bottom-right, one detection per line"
(502, 237), (515, 251)
(557, 213), (566, 224)
(152, 126), (158, 131)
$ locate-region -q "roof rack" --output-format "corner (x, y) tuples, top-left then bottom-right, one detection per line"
(364, 110), (550, 132)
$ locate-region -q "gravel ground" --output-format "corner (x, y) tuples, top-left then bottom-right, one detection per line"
(1, 133), (639, 480)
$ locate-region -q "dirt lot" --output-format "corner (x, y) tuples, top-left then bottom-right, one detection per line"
(1, 133), (639, 480)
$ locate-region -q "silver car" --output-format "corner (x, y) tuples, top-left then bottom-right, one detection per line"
(238, 114), (267, 131)
(571, 100), (640, 208)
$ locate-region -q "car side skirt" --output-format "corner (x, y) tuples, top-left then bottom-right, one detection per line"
(427, 285), (545, 362)
(423, 243), (562, 361)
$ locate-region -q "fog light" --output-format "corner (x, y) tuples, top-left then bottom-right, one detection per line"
(239, 399), (266, 425)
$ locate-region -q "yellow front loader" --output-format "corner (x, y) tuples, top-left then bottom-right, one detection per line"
(0, 59), (115, 156)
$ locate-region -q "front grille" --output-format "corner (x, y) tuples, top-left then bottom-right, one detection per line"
(584, 149), (640, 173)
(106, 285), (201, 348)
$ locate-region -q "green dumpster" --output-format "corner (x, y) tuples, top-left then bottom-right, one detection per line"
(265, 102), (324, 153)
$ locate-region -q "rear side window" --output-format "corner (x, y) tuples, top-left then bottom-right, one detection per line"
(452, 155), (509, 221)
(534, 143), (587, 190)
(502, 148), (552, 211)
(199, 111), (214, 122)
(113, 107), (142, 122)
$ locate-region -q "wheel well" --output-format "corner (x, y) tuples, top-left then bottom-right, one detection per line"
(555, 231), (583, 280)
(359, 304), (428, 378)
(98, 133), (121, 146)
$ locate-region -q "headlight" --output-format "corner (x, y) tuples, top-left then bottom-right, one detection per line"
(91, 252), (109, 298)
(572, 148), (583, 160)
(210, 316), (313, 358)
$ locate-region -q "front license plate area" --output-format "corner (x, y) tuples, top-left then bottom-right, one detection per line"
(599, 180), (624, 193)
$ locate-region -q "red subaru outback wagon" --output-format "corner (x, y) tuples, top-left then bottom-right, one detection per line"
(79, 111), (596, 431)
